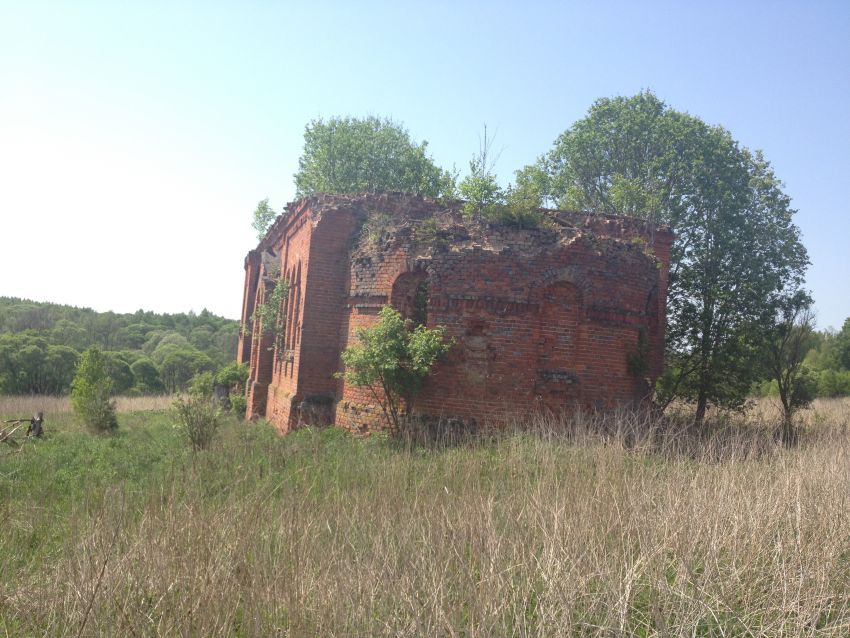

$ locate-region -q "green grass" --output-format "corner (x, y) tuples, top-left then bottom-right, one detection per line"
(0, 403), (849, 636)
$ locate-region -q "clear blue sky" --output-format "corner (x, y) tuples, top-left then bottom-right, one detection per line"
(2, 1), (848, 329)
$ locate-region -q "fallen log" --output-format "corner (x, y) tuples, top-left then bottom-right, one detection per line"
(1, 412), (44, 442)
(0, 422), (25, 446)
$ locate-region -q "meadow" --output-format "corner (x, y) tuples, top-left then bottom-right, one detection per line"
(0, 396), (848, 637)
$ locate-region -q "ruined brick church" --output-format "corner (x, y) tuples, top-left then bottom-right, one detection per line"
(237, 192), (672, 433)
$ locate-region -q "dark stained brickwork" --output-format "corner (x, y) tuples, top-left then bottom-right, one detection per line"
(237, 192), (673, 434)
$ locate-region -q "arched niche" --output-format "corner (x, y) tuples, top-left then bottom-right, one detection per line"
(391, 271), (428, 326)
(535, 280), (583, 412)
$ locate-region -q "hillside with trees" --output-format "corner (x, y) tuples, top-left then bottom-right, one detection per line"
(0, 297), (240, 395)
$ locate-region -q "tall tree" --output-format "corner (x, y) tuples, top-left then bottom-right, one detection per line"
(294, 116), (455, 198)
(533, 92), (809, 423)
(762, 292), (817, 444)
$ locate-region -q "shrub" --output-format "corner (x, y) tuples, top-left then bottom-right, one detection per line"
(173, 394), (221, 451)
(484, 203), (542, 229)
(338, 306), (453, 432)
(215, 361), (249, 389)
(173, 371), (223, 450)
(414, 217), (449, 250)
(230, 393), (247, 420)
(70, 346), (118, 433)
(188, 371), (216, 398)
(361, 210), (393, 246)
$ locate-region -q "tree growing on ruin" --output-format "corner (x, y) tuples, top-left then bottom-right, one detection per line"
(338, 306), (453, 432)
(251, 198), (277, 241)
(294, 116), (456, 198)
(459, 125), (504, 222)
(529, 91), (809, 424)
(458, 126), (544, 229)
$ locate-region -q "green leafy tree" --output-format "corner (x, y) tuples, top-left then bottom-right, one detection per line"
(45, 345), (80, 394)
(817, 368), (850, 397)
(89, 311), (121, 350)
(71, 346), (118, 433)
(762, 293), (817, 444)
(141, 329), (168, 355)
(294, 116), (455, 198)
(0, 334), (79, 394)
(104, 351), (135, 394)
(338, 306), (453, 431)
(459, 126), (505, 221)
(458, 127), (542, 228)
(533, 91), (809, 423)
(115, 322), (151, 349)
(130, 357), (165, 394)
(215, 361), (249, 390)
(803, 330), (839, 372)
(252, 197), (277, 241)
(835, 318), (850, 370)
(188, 370), (216, 398)
(212, 361), (249, 417)
(156, 347), (214, 394)
(511, 163), (550, 208)
(50, 319), (88, 350)
(188, 325), (214, 351)
(16, 342), (48, 394)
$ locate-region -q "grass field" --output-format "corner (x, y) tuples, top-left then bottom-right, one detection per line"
(0, 397), (848, 636)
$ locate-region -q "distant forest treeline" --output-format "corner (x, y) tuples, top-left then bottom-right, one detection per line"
(0, 297), (239, 395)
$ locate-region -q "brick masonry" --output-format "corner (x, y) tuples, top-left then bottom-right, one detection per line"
(237, 192), (673, 434)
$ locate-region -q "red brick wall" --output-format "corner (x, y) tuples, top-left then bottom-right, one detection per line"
(239, 193), (673, 434)
(236, 250), (259, 366)
(263, 204), (317, 431)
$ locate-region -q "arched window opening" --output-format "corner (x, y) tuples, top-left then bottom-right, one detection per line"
(256, 279), (275, 385)
(284, 262), (302, 359)
(272, 276), (289, 377)
(391, 272), (428, 326)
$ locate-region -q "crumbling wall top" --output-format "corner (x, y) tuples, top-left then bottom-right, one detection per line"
(254, 192), (672, 259)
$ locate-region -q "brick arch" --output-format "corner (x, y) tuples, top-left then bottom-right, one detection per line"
(391, 270), (429, 326)
(285, 261), (302, 350)
(271, 272), (290, 378)
(535, 267), (589, 317)
(253, 275), (275, 385)
(535, 280), (583, 412)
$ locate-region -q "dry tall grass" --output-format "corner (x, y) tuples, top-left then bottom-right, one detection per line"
(0, 394), (172, 417)
(1, 401), (849, 636)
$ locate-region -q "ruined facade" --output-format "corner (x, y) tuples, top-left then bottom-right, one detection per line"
(237, 192), (673, 433)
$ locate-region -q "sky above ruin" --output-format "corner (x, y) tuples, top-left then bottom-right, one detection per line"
(2, 1), (849, 329)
